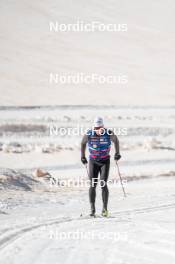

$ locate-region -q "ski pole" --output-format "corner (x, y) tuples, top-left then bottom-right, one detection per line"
(116, 161), (127, 198)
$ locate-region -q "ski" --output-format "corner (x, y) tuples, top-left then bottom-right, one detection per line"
(79, 213), (114, 219)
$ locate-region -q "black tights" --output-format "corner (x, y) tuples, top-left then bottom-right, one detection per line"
(89, 159), (110, 211)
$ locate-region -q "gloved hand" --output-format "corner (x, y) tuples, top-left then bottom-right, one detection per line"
(114, 153), (121, 161)
(81, 157), (88, 164)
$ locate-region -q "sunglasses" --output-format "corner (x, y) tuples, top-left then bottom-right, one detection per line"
(94, 126), (103, 130)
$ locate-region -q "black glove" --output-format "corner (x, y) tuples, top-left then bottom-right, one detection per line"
(81, 157), (88, 164)
(114, 153), (121, 161)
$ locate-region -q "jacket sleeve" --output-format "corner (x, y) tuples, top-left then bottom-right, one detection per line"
(81, 134), (88, 157)
(109, 131), (120, 155)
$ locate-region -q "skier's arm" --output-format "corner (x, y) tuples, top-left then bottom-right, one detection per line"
(81, 134), (88, 158)
(110, 131), (121, 157)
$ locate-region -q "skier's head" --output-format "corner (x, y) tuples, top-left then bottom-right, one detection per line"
(93, 117), (104, 135)
(93, 116), (104, 128)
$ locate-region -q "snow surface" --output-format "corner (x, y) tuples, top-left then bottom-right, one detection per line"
(1, 177), (175, 264)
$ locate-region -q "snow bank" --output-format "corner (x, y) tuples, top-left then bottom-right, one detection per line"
(0, 169), (54, 191)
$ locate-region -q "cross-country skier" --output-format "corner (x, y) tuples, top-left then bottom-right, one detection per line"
(81, 117), (121, 217)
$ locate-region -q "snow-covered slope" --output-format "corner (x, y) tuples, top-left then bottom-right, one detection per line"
(0, 0), (175, 106)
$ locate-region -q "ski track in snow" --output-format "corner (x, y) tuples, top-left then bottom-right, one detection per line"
(1, 177), (175, 264)
(0, 202), (175, 249)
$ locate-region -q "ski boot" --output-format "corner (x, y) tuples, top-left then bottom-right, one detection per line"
(102, 208), (108, 217)
(90, 203), (96, 217)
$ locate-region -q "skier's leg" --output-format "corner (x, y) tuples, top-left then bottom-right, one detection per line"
(89, 160), (99, 214)
(100, 159), (110, 211)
